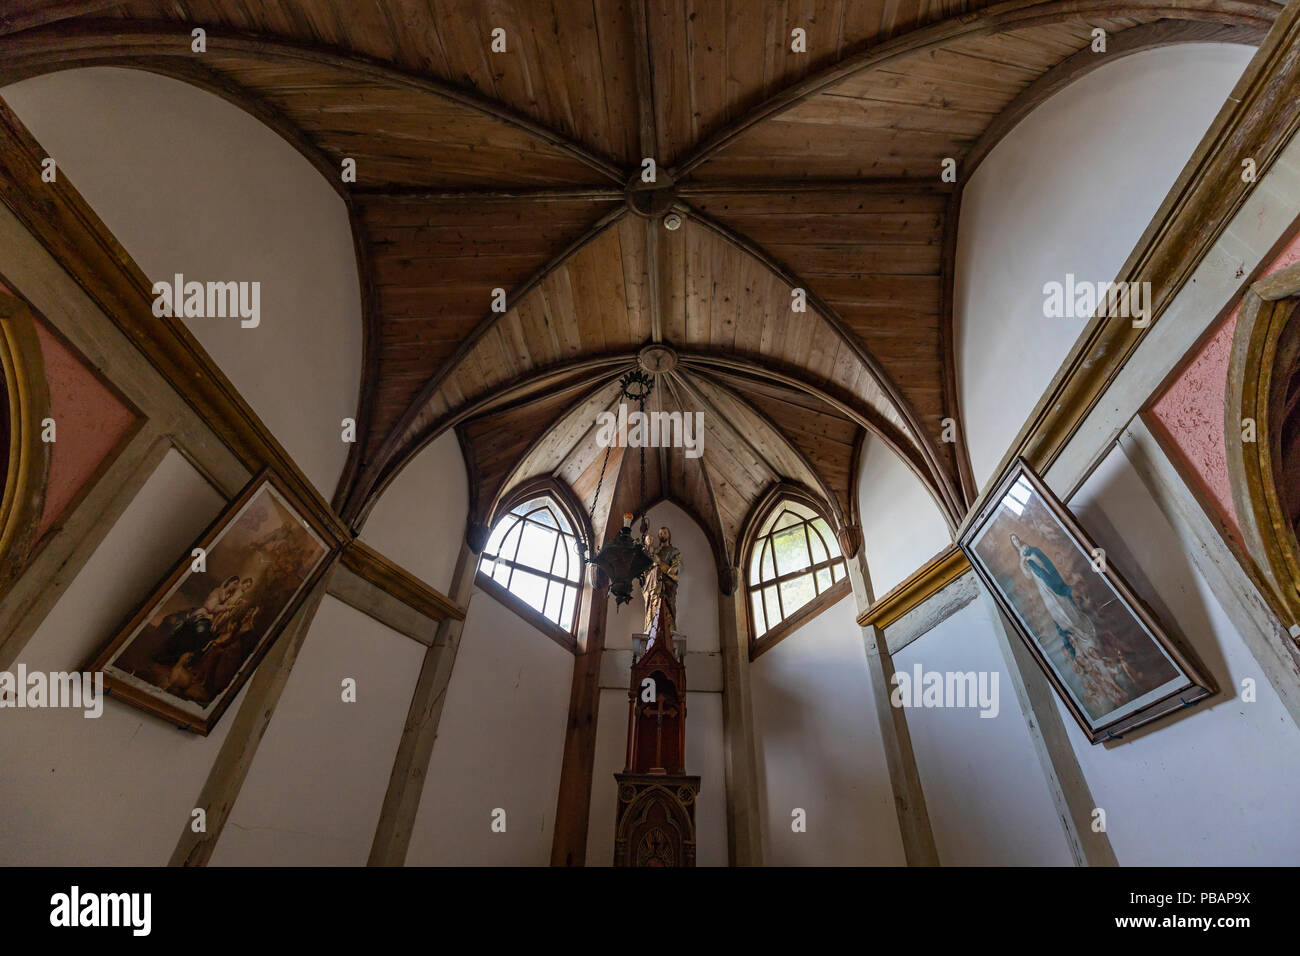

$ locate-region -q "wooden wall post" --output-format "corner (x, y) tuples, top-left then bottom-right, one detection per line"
(550, 580), (609, 866)
(845, 550), (939, 866)
(979, 590), (1118, 866)
(367, 537), (478, 865)
(718, 567), (763, 866)
(170, 562), (335, 866)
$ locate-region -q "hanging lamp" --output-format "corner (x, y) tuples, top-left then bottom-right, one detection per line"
(578, 369), (655, 606)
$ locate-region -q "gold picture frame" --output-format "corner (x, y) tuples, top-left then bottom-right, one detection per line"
(86, 469), (335, 735)
(961, 459), (1216, 744)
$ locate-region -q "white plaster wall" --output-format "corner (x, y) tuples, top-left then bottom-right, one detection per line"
(586, 687), (634, 865)
(954, 44), (1254, 490)
(210, 597), (425, 866)
(858, 432), (952, 597)
(1063, 447), (1300, 865)
(360, 430), (470, 595)
(892, 598), (1076, 865)
(588, 501), (728, 865)
(2, 67), (362, 497)
(405, 588), (572, 865)
(0, 450), (239, 865)
(750, 595), (906, 866)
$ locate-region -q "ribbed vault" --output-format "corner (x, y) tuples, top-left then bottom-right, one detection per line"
(0, 0), (1279, 586)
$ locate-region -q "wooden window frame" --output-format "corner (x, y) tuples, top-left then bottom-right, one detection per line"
(479, 497), (583, 637)
(743, 493), (849, 658)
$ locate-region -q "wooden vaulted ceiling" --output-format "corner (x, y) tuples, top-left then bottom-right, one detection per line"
(0, 0), (1280, 582)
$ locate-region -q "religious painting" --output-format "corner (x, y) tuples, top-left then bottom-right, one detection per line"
(87, 471), (332, 734)
(960, 459), (1215, 743)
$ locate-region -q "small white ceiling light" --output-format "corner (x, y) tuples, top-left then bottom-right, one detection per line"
(663, 212), (683, 231)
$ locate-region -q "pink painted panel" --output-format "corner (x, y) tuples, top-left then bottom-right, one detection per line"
(33, 319), (138, 539)
(1149, 229), (1300, 544)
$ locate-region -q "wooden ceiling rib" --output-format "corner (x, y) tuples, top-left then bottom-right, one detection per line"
(687, 18), (1152, 180)
(360, 196), (624, 467)
(1, 0), (1280, 572)
(106, 0), (642, 167)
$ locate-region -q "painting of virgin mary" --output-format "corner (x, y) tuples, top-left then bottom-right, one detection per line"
(962, 460), (1215, 742)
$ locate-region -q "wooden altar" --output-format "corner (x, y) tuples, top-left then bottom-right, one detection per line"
(612, 606), (699, 867)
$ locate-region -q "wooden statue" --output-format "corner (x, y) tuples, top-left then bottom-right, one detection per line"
(613, 524), (700, 866)
(641, 525), (682, 637)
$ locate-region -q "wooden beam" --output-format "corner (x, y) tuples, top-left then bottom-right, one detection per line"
(326, 561), (440, 646)
(629, 0), (658, 162)
(0, 424), (168, 670)
(718, 567), (763, 865)
(368, 539), (479, 866)
(678, 179), (952, 197)
(857, 544), (970, 630)
(487, 376), (625, 523)
(679, 369), (849, 533)
(0, 19), (626, 184)
(684, 203), (966, 527)
(339, 539), (465, 623)
(347, 204), (630, 521)
(935, 23), (1270, 495)
(660, 372), (734, 577)
(981, 589), (1119, 866)
(550, 581), (610, 865)
(0, 55), (347, 199)
(0, 1), (121, 35)
(171, 558), (336, 866)
(670, 0), (1280, 177)
(845, 548), (939, 866)
(938, 192), (977, 510)
(356, 355), (636, 530)
(679, 352), (955, 531)
(350, 187), (625, 203)
(958, 0), (1300, 534)
(0, 96), (350, 546)
(963, 20), (1268, 183)
(645, 215), (664, 342)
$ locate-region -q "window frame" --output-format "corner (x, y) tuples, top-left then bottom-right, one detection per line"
(474, 478), (592, 650)
(741, 486), (851, 658)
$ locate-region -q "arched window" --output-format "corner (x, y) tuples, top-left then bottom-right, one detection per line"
(479, 495), (582, 632)
(748, 499), (846, 640)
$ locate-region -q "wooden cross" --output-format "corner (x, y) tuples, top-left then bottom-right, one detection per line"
(644, 696), (678, 773)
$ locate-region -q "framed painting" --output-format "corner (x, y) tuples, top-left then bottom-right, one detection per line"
(960, 459), (1216, 743)
(86, 470), (334, 734)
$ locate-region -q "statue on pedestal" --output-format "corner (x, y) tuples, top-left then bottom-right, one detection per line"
(613, 522), (699, 866)
(641, 525), (682, 642)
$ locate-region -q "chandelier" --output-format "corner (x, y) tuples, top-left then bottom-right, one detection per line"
(577, 369), (655, 606)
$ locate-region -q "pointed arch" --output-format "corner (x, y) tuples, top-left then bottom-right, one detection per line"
(738, 482), (852, 657)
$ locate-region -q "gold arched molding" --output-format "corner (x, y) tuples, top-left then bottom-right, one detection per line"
(1226, 260), (1300, 631)
(0, 289), (51, 590)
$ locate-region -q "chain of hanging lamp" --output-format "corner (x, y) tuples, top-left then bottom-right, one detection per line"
(586, 369), (654, 546)
(582, 368), (656, 605)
